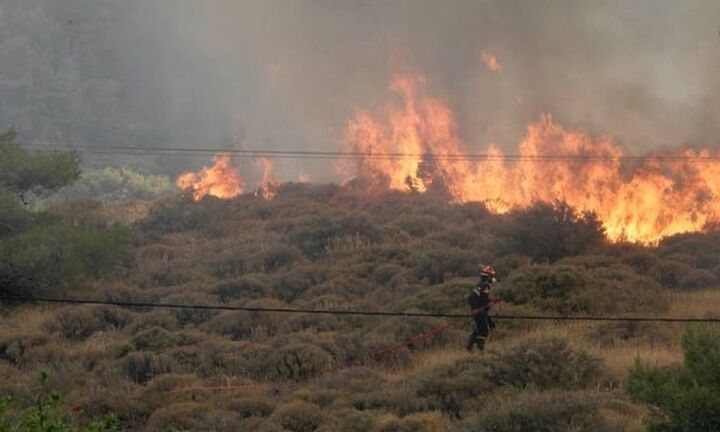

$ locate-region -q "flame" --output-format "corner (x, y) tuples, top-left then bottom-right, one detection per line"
(342, 75), (720, 244)
(481, 51), (501, 72)
(255, 157), (278, 199)
(176, 153), (244, 200)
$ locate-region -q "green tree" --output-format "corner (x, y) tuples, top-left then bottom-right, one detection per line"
(0, 129), (127, 297)
(503, 201), (605, 263)
(628, 326), (720, 431)
(0, 129), (80, 200)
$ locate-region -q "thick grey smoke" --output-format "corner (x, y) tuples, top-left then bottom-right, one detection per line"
(2, 0), (719, 179)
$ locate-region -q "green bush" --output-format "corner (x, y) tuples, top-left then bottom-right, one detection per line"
(415, 357), (491, 419)
(484, 337), (601, 390)
(0, 223), (130, 295)
(414, 246), (479, 284)
(628, 326), (720, 431)
(0, 371), (117, 432)
(502, 201), (605, 263)
(270, 401), (329, 432)
(497, 265), (590, 313)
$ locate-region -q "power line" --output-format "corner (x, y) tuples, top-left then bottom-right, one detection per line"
(22, 141), (720, 163)
(2, 295), (720, 323)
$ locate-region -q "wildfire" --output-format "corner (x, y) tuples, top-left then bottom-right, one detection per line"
(481, 51), (501, 72)
(255, 157), (278, 199)
(342, 75), (720, 244)
(176, 153), (244, 200)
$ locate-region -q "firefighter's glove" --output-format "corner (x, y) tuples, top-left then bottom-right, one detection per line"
(488, 318), (496, 330)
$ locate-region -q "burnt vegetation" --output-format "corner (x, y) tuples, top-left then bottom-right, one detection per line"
(2, 136), (720, 430)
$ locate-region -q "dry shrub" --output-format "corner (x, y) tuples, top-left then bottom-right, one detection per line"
(270, 400), (330, 432)
(0, 332), (48, 365)
(679, 269), (719, 290)
(353, 385), (431, 417)
(163, 292), (219, 325)
(462, 390), (627, 432)
(226, 396), (275, 419)
(131, 326), (180, 351)
(338, 411), (375, 432)
(377, 412), (448, 432)
(122, 351), (176, 384)
(213, 274), (268, 301)
(584, 321), (674, 347)
(46, 305), (133, 340)
(125, 309), (179, 333)
(146, 402), (240, 431)
(415, 356), (492, 419)
(484, 336), (601, 390)
(266, 343), (333, 379)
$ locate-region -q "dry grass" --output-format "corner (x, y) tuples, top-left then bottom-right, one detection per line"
(668, 289), (720, 317)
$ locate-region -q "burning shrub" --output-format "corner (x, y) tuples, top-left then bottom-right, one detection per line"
(265, 343), (333, 379)
(270, 400), (330, 432)
(483, 337), (601, 390)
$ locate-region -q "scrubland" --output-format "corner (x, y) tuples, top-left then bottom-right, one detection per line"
(2, 183), (720, 431)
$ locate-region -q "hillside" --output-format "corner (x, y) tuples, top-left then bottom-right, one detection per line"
(2, 182), (720, 431)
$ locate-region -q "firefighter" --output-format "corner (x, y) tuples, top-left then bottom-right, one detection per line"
(466, 265), (497, 352)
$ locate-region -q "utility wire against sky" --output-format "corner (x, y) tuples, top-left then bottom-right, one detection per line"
(20, 141), (720, 163)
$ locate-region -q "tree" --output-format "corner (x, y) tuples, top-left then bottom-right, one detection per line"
(0, 129), (80, 200)
(503, 201), (605, 263)
(628, 326), (720, 431)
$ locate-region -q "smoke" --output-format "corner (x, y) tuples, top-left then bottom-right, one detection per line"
(16, 0), (720, 179)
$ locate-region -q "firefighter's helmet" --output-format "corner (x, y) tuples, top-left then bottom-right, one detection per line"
(480, 265), (497, 282)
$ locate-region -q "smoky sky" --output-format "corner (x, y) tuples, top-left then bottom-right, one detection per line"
(23, 0), (720, 179)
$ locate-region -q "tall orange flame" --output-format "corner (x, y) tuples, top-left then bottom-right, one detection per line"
(342, 75), (720, 244)
(176, 153), (245, 200)
(255, 157), (278, 199)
